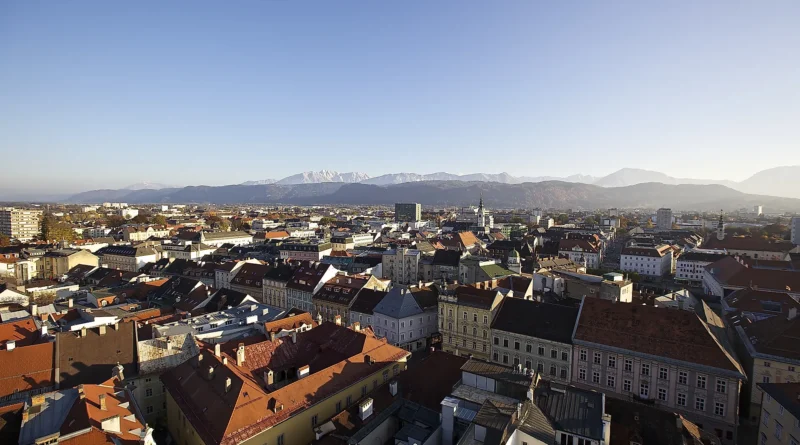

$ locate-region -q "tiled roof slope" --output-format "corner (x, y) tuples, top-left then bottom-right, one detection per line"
(574, 298), (744, 374)
(491, 298), (578, 344)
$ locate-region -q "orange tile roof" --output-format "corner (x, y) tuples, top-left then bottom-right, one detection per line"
(0, 342), (54, 398)
(264, 312), (315, 334)
(163, 323), (410, 445)
(0, 317), (42, 347)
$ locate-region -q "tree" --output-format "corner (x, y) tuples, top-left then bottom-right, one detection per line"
(131, 214), (150, 224)
(106, 215), (127, 228)
(40, 216), (76, 242)
(510, 216), (525, 224)
(219, 219), (231, 231)
(584, 216), (598, 226)
(318, 217), (336, 226)
(152, 215), (168, 226)
(0, 234), (10, 247)
(556, 214), (569, 225)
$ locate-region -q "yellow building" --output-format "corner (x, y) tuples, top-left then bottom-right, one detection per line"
(313, 274), (388, 323)
(756, 383), (800, 445)
(161, 322), (410, 445)
(42, 248), (99, 280)
(437, 284), (505, 360)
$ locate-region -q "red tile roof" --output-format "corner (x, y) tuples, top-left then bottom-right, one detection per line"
(0, 317), (42, 347)
(264, 312), (316, 334)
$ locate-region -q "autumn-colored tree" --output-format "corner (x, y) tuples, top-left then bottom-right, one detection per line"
(152, 215), (168, 226)
(106, 215), (127, 228)
(40, 216), (76, 242)
(131, 214), (150, 224)
(0, 234), (10, 247)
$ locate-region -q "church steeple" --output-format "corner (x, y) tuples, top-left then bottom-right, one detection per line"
(716, 210), (725, 241)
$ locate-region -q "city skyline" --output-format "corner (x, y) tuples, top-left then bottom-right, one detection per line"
(2, 1), (799, 192)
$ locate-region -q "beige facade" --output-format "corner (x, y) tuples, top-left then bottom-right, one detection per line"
(42, 249), (99, 279)
(438, 287), (504, 361)
(757, 385), (800, 445)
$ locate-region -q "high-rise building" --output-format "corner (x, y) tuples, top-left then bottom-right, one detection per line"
(792, 216), (800, 246)
(656, 208), (673, 230)
(394, 202), (421, 222)
(754, 205), (763, 215)
(0, 207), (42, 241)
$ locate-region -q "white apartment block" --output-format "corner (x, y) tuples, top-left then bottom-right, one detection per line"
(381, 247), (421, 285)
(792, 216), (800, 246)
(621, 244), (673, 277)
(0, 208), (42, 241)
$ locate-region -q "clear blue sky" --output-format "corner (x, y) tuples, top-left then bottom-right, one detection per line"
(1, 1), (799, 194)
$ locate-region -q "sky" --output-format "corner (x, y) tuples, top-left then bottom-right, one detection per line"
(1, 1), (799, 195)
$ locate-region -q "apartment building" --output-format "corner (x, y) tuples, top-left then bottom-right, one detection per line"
(756, 383), (800, 445)
(381, 247), (420, 285)
(490, 297), (578, 384)
(558, 239), (602, 269)
(279, 239), (332, 261)
(395, 202), (421, 222)
(41, 248), (99, 279)
(98, 245), (159, 272)
(675, 250), (727, 286)
(121, 224), (170, 242)
(657, 208), (674, 230)
(313, 274), (387, 323)
(572, 297), (746, 444)
(285, 261), (339, 312)
(620, 244), (674, 277)
(438, 285), (505, 360)
(372, 285), (438, 352)
(0, 208), (42, 241)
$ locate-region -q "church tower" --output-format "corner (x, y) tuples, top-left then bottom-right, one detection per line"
(507, 249), (521, 274)
(477, 193), (486, 228)
(716, 210), (725, 241)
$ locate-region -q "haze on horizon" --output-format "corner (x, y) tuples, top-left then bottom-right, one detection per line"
(1, 1), (799, 194)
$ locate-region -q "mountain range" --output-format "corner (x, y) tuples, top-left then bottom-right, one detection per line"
(234, 166), (799, 199)
(59, 180), (800, 212)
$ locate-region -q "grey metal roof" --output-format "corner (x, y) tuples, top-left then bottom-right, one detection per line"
(18, 389), (78, 445)
(516, 400), (556, 444)
(373, 286), (423, 319)
(534, 382), (604, 440)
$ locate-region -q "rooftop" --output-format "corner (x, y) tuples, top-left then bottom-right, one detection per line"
(491, 298), (579, 344)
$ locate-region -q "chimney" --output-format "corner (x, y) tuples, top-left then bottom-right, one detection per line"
(80, 327), (87, 338)
(68, 298), (74, 308)
(265, 369), (274, 386)
(207, 366), (214, 380)
(222, 357), (228, 365)
(214, 343), (221, 357)
(99, 325), (107, 336)
(225, 377), (232, 393)
(78, 385), (85, 400)
(789, 307), (798, 321)
(113, 363), (125, 381)
(359, 398), (374, 420)
(114, 321), (119, 330)
(270, 331), (277, 342)
(197, 353), (204, 367)
(291, 331), (297, 344)
(389, 381), (398, 396)
(22, 410), (29, 423)
(334, 315), (342, 326)
(6, 340), (15, 351)
(99, 394), (107, 410)
(236, 343), (245, 366)
(352, 322), (361, 332)
(32, 394), (45, 406)
(30, 304), (38, 316)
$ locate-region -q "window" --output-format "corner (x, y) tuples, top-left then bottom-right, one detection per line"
(623, 379), (632, 392)
(780, 405), (785, 415)
(549, 349), (557, 359)
(502, 354), (509, 364)
(790, 436), (798, 445)
(483, 315), (488, 325)
(473, 313), (478, 322)
(347, 395), (352, 405)
(763, 376), (771, 383)
(640, 382), (649, 398)
(659, 367), (668, 380)
(594, 352), (601, 364)
(145, 388), (153, 397)
(503, 339), (509, 348)
(678, 370), (688, 385)
(525, 360), (532, 370)
(592, 371), (600, 384)
(695, 397), (705, 411)
(463, 311), (467, 320)
(560, 368), (568, 379)
(760, 433), (767, 445)
(312, 415), (318, 427)
(641, 363), (650, 376)
(550, 365), (556, 376)
(526, 344), (532, 353)
(514, 357), (520, 366)
(763, 410), (770, 427)
(278, 434), (285, 445)
(578, 369), (586, 380)
(146, 405), (154, 414)
(697, 375), (707, 389)
(580, 349), (587, 361)
(775, 421), (783, 440)
(677, 393), (686, 406)
(608, 356), (616, 368)
(716, 379), (727, 394)
(607, 375), (615, 388)
(658, 388), (667, 401)
(483, 330), (487, 339)
(537, 362), (543, 372)
(714, 402), (725, 416)
(493, 352), (499, 361)
(336, 401), (342, 412)
(624, 359), (633, 372)
(765, 361), (771, 367)
(539, 346), (546, 356)
(494, 337), (499, 345)
(362, 386), (367, 396)
(561, 351), (568, 361)
(514, 341), (520, 350)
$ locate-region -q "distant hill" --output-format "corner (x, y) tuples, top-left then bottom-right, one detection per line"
(737, 166), (800, 198)
(63, 181), (800, 211)
(123, 182), (173, 190)
(240, 179), (276, 186)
